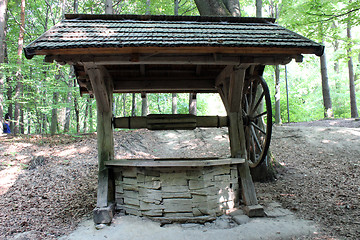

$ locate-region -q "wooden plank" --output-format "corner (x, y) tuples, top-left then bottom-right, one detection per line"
(105, 158), (245, 167)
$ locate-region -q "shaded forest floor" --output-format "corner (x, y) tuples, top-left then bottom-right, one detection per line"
(0, 118), (359, 239)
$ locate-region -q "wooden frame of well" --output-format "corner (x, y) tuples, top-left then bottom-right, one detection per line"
(24, 14), (324, 225)
(87, 63), (270, 224)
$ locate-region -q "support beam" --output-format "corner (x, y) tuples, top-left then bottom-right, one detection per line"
(228, 65), (248, 112)
(84, 64), (115, 224)
(46, 53), (294, 66)
(113, 115), (229, 130)
(215, 65), (234, 87)
(220, 67), (264, 217)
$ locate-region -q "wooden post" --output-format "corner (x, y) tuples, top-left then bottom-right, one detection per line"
(84, 63), (115, 224)
(218, 65), (264, 217)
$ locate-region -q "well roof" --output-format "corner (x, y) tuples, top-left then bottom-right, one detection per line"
(24, 14), (324, 59)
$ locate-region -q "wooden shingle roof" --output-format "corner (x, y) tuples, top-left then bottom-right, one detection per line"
(24, 14), (324, 59)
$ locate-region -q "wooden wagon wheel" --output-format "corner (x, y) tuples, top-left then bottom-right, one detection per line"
(242, 75), (272, 168)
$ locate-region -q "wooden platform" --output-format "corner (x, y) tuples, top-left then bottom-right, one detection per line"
(105, 158), (245, 167)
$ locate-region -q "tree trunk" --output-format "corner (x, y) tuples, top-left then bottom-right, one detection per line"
(194, 0), (240, 16)
(347, 14), (359, 118)
(74, 79), (80, 133)
(172, 93), (177, 114)
(189, 93), (197, 115)
(27, 107), (31, 134)
(14, 0), (25, 135)
(83, 96), (90, 133)
(274, 65), (281, 124)
(122, 93), (126, 116)
(50, 92), (59, 135)
(7, 86), (12, 133)
(74, 0), (78, 14)
(256, 0), (262, 17)
(64, 79), (72, 132)
(141, 92), (148, 116)
(89, 99), (94, 132)
(320, 45), (333, 118)
(131, 93), (136, 116)
(105, 0), (113, 14)
(0, 0), (7, 132)
(146, 0), (151, 14)
(174, 0), (179, 15)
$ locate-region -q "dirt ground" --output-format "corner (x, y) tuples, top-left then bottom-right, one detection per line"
(0, 118), (359, 239)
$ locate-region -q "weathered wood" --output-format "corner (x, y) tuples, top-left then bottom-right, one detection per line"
(84, 64), (113, 112)
(40, 46), (308, 62)
(113, 78), (216, 93)
(239, 161), (259, 206)
(113, 115), (229, 129)
(84, 63), (115, 210)
(215, 65), (234, 87)
(228, 66), (247, 112)
(105, 158), (245, 167)
(243, 204), (264, 217)
(218, 64), (260, 210)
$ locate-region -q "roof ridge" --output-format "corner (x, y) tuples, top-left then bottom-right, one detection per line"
(64, 14), (276, 24)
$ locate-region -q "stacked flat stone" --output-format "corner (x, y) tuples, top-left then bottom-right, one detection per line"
(114, 165), (239, 221)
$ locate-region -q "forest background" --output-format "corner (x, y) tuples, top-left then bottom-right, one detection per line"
(0, 0), (359, 135)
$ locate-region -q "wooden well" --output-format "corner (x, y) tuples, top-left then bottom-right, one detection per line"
(24, 14), (324, 225)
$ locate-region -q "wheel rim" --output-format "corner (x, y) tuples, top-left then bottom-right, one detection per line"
(242, 75), (272, 168)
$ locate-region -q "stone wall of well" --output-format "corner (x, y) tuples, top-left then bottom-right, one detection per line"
(113, 164), (239, 220)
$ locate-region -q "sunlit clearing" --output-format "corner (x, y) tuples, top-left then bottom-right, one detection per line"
(214, 134), (228, 142)
(336, 129), (360, 137)
(54, 146), (91, 158)
(0, 166), (22, 195)
(203, 94), (226, 116)
(5, 143), (32, 156)
(164, 132), (177, 138)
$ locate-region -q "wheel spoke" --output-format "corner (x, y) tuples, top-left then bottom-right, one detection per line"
(250, 79), (259, 110)
(244, 96), (249, 113)
(250, 125), (262, 153)
(250, 91), (265, 115)
(251, 122), (266, 135)
(249, 129), (256, 162)
(242, 75), (272, 168)
(253, 111), (267, 120)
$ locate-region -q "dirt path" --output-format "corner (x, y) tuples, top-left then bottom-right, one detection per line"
(257, 121), (360, 239)
(0, 119), (359, 239)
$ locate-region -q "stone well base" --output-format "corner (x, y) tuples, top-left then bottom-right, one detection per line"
(113, 163), (239, 222)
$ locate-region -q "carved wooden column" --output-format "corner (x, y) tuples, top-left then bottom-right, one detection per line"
(216, 64), (264, 217)
(84, 63), (115, 224)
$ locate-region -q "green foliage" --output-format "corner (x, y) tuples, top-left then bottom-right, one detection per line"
(1, 0), (359, 136)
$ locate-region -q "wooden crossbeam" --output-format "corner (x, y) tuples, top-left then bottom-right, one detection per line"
(46, 53), (295, 66)
(105, 158), (245, 167)
(113, 115), (229, 130)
